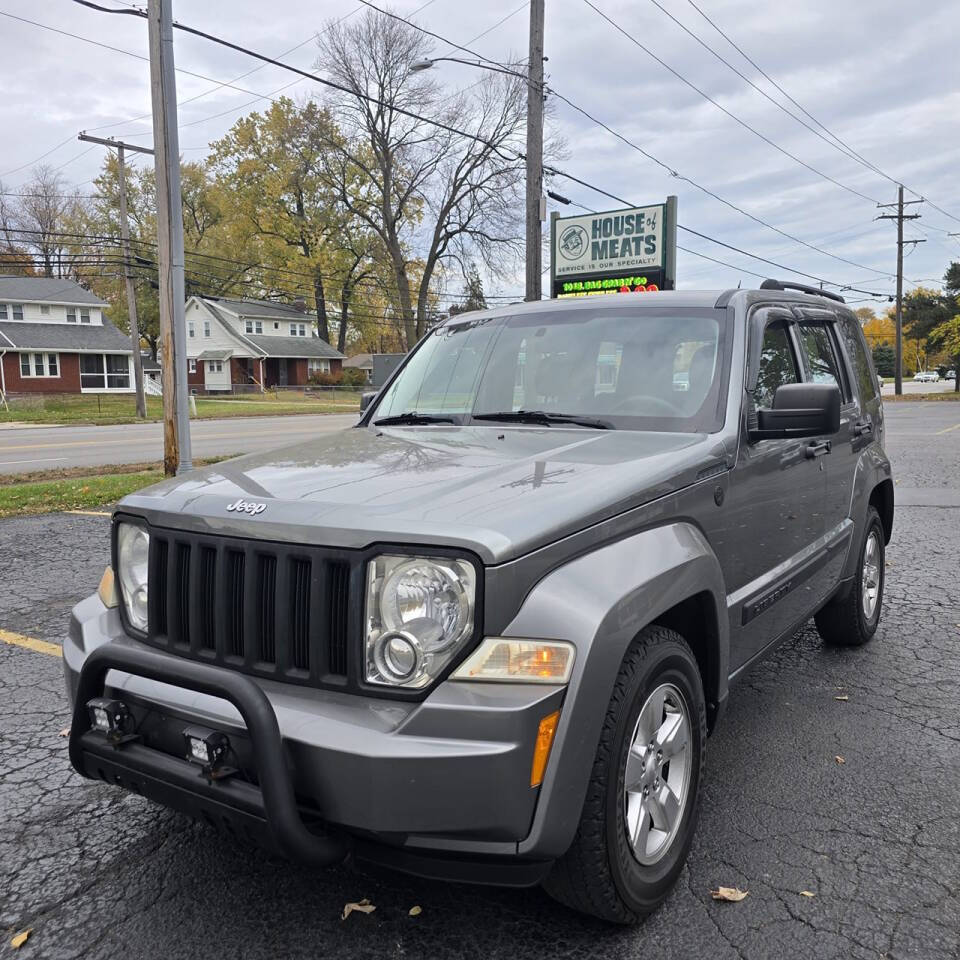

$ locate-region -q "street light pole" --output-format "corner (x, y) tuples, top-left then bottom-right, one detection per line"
(525, 0), (545, 303)
(147, 0), (192, 474)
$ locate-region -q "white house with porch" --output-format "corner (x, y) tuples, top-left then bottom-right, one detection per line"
(183, 296), (345, 393)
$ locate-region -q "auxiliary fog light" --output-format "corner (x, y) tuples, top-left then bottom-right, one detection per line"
(183, 726), (230, 769)
(87, 697), (131, 736)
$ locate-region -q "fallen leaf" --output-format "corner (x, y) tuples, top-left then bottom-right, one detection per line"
(834, 695), (849, 702)
(58, 726), (71, 737)
(341, 898), (376, 920)
(835, 755), (846, 764)
(11, 929), (32, 949)
(711, 887), (748, 902)
(800, 890), (816, 898)
(408, 905), (422, 917)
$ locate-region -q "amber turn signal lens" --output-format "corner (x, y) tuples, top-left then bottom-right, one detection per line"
(530, 710), (560, 787)
(97, 565), (118, 609)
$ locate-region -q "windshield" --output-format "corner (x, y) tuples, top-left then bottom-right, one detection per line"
(372, 306), (730, 432)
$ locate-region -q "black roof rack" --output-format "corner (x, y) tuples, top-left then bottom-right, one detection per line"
(759, 279), (845, 303)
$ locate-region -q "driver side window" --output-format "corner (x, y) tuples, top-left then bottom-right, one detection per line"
(755, 321), (800, 409)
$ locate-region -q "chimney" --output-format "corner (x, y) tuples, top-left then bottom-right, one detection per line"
(293, 296), (307, 313)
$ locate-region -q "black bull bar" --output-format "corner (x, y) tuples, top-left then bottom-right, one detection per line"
(68, 642), (350, 866)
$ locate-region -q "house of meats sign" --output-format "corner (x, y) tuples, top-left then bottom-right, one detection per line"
(550, 197), (677, 298)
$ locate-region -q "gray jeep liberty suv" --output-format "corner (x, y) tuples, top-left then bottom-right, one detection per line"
(65, 280), (893, 923)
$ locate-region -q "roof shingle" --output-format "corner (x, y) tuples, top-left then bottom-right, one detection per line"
(0, 320), (132, 352)
(205, 296), (316, 321)
(0, 275), (109, 306)
(243, 334), (344, 360)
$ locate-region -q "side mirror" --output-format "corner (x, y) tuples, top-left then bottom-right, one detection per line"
(750, 382), (841, 441)
(360, 391), (377, 413)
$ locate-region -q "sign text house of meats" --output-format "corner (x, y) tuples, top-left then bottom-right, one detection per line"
(554, 205), (665, 277)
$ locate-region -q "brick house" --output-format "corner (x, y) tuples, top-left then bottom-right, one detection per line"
(0, 275), (134, 397)
(183, 296), (345, 393)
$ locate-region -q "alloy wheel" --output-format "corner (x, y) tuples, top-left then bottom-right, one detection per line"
(623, 682), (693, 866)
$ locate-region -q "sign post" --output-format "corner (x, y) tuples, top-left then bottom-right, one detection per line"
(551, 196), (677, 298)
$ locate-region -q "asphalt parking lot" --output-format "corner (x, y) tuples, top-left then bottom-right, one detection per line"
(1, 401), (959, 959)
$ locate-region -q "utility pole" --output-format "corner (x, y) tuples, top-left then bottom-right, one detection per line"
(524, 0), (545, 302)
(148, 0), (192, 474)
(78, 133), (152, 419)
(877, 186), (923, 396)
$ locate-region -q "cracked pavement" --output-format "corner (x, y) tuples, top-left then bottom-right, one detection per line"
(1, 401), (958, 959)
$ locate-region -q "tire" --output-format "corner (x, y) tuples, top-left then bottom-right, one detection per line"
(815, 506), (885, 647)
(543, 625), (706, 924)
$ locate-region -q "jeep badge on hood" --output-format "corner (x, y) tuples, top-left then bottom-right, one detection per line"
(225, 499), (266, 515)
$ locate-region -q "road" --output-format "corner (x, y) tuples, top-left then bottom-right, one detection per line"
(1, 401), (958, 959)
(0, 413), (359, 474)
(881, 378), (957, 396)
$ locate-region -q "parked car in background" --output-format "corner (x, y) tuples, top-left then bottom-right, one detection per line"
(913, 370), (940, 383)
(945, 369), (956, 381)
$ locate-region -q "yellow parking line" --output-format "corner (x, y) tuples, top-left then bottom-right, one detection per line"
(64, 510), (111, 517)
(0, 628), (62, 658)
(934, 422), (960, 435)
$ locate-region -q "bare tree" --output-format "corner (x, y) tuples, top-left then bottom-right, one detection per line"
(317, 9), (526, 349)
(6, 165), (84, 277)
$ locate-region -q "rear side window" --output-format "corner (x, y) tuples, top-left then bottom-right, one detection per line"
(838, 317), (879, 404)
(796, 322), (850, 400)
(755, 321), (800, 408)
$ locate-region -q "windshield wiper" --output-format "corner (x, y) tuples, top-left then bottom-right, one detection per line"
(373, 412), (457, 426)
(472, 410), (613, 429)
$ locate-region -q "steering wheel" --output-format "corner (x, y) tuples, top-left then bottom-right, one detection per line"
(610, 394), (681, 416)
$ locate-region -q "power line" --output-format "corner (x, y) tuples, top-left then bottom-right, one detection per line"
(67, 1), (526, 167)
(3, 228), (525, 301)
(355, 0), (896, 279)
(81, 3), (384, 143)
(682, 0), (960, 228)
(0, 135), (78, 179)
(50, 3), (900, 301)
(546, 87), (893, 278)
(652, 0), (890, 181)
(542, 165), (892, 297)
(581, 0), (880, 206)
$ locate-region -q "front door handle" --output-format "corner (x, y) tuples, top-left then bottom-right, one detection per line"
(854, 419), (872, 437)
(805, 439), (832, 459)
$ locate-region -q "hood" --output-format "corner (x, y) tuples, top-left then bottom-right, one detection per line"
(120, 425), (729, 564)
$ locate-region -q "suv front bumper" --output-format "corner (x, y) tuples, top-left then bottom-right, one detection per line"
(65, 595), (563, 885)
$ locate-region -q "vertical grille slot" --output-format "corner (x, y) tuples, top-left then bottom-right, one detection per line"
(327, 561), (350, 677)
(258, 555), (277, 663)
(151, 538), (168, 636)
(226, 550), (245, 657)
(198, 546), (217, 650)
(175, 543), (191, 645)
(290, 558), (311, 671)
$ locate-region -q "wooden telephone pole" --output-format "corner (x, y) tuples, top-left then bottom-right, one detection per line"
(78, 133), (152, 419)
(524, 0), (545, 302)
(877, 186), (924, 396)
(148, 0), (192, 474)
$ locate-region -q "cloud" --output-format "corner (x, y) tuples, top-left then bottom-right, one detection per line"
(1, 0), (957, 305)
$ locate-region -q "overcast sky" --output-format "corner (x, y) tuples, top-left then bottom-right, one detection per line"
(2, 0), (958, 311)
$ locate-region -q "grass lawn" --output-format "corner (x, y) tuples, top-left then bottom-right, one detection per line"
(0, 389), (361, 426)
(0, 457), (234, 518)
(0, 469), (164, 517)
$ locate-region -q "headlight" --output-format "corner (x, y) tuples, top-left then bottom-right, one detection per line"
(365, 555), (476, 687)
(117, 522), (150, 632)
